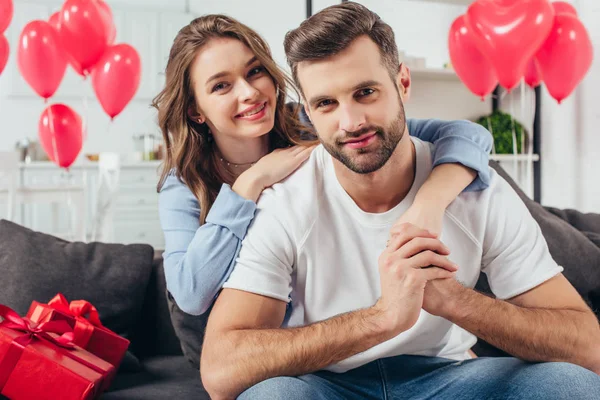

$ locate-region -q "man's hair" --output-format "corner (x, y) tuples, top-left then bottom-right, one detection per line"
(284, 1), (400, 91)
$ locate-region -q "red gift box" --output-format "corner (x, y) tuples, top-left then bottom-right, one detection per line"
(0, 305), (115, 400)
(26, 294), (130, 371)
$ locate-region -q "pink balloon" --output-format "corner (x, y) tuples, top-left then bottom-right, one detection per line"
(448, 15), (498, 99)
(0, 0), (13, 34)
(552, 1), (578, 16)
(0, 34), (8, 75)
(38, 104), (83, 168)
(524, 58), (542, 88)
(59, 0), (110, 76)
(91, 44), (141, 119)
(537, 14), (593, 103)
(17, 20), (67, 99)
(466, 0), (555, 91)
(97, 0), (116, 45)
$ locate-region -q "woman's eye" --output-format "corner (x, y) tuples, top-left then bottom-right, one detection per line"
(212, 82), (229, 92)
(248, 66), (266, 77)
(357, 88), (375, 97)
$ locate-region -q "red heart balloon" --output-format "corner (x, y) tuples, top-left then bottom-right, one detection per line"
(59, 0), (109, 76)
(0, 34), (8, 75)
(38, 104), (83, 168)
(448, 15), (498, 99)
(524, 58), (542, 88)
(0, 0), (13, 34)
(552, 1), (577, 16)
(17, 20), (67, 99)
(91, 44), (141, 119)
(466, 0), (555, 91)
(536, 14), (593, 103)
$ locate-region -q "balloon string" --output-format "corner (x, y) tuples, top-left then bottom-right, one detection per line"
(521, 80), (533, 199)
(486, 116), (496, 155)
(66, 171), (74, 240)
(48, 106), (60, 165)
(527, 82), (536, 200)
(509, 88), (518, 180)
(82, 85), (89, 142)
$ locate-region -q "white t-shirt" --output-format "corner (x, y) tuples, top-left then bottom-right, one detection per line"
(224, 137), (563, 373)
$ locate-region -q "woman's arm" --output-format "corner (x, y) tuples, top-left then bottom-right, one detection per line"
(408, 118), (493, 192)
(159, 174), (258, 316)
(402, 118), (493, 234)
(158, 146), (314, 316)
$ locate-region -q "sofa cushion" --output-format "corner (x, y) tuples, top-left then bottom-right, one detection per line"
(101, 356), (210, 400)
(0, 220), (154, 347)
(166, 291), (210, 369)
(129, 253), (183, 360)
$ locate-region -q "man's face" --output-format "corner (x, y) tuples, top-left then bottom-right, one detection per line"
(298, 36), (406, 174)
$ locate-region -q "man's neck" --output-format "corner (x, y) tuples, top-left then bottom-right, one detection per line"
(333, 128), (416, 213)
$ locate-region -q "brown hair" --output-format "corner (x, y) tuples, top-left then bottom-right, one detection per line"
(152, 15), (312, 224)
(284, 1), (400, 90)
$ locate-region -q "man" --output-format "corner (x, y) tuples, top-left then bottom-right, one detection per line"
(200, 3), (600, 399)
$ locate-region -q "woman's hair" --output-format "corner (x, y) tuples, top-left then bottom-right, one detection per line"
(152, 14), (313, 224)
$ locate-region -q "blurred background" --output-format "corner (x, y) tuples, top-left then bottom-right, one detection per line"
(0, 0), (597, 248)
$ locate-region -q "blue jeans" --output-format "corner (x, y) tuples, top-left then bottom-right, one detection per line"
(238, 355), (600, 399)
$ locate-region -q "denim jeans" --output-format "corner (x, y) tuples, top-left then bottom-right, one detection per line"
(238, 355), (600, 399)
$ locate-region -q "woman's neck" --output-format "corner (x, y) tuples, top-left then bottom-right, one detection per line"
(212, 133), (270, 179)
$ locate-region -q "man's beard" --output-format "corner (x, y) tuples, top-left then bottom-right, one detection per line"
(321, 103), (406, 174)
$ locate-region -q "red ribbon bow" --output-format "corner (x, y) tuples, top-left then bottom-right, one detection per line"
(48, 293), (104, 348)
(0, 304), (74, 391)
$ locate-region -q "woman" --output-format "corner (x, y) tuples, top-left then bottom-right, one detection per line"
(153, 15), (492, 366)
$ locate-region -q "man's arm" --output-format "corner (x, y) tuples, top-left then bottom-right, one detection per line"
(425, 274), (600, 373)
(424, 172), (600, 372)
(200, 289), (391, 400)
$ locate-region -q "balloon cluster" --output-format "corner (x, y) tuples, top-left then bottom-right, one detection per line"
(449, 0), (593, 103)
(10, 0), (142, 168)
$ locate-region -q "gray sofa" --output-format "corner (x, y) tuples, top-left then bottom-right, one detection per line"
(0, 160), (599, 399)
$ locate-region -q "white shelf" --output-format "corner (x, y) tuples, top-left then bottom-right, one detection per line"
(410, 67), (458, 81)
(490, 154), (540, 162)
(19, 160), (163, 170)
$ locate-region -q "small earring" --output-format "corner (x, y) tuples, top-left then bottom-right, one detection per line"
(275, 86), (280, 97)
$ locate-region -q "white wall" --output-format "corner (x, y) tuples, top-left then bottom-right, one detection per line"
(1, 0), (598, 211)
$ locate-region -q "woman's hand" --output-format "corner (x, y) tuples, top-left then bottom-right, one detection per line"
(391, 202), (445, 239)
(390, 163), (476, 238)
(232, 145), (316, 202)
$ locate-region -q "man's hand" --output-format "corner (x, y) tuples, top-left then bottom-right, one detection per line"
(377, 223), (459, 334)
(422, 276), (465, 318)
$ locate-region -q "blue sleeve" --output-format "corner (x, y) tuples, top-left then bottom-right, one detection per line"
(407, 118), (493, 191)
(158, 173), (257, 315)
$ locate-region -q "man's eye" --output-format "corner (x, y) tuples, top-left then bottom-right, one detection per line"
(317, 99), (334, 108)
(357, 88), (375, 97)
(212, 82), (229, 92)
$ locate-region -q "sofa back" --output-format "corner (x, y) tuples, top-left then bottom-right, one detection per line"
(129, 252), (183, 360)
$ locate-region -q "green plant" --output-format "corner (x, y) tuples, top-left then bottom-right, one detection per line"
(475, 110), (526, 154)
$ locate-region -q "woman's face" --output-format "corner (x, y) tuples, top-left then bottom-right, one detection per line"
(189, 37), (277, 141)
